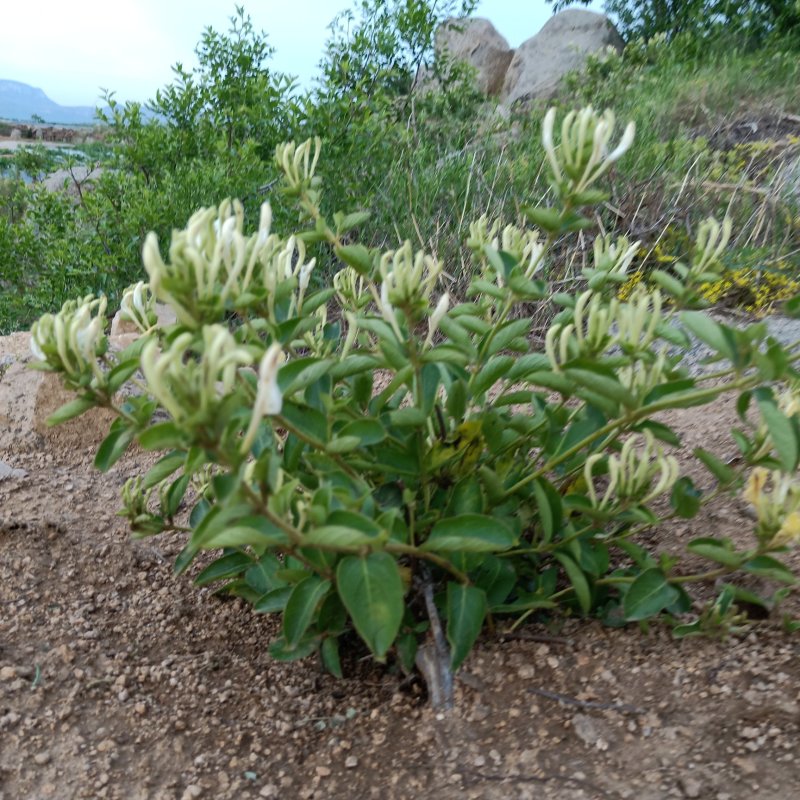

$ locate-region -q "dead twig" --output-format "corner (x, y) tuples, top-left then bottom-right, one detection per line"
(527, 686), (647, 715)
(498, 631), (573, 646)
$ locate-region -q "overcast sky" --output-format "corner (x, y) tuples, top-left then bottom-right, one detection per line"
(0, 1), (603, 107)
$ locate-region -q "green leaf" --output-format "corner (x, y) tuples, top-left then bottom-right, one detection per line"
(162, 473), (189, 517)
(634, 420), (681, 447)
(473, 556), (516, 608)
(45, 396), (95, 426)
(142, 451), (185, 489)
(395, 631), (418, 673)
(303, 525), (379, 548)
(783, 293), (800, 318)
(522, 205), (563, 233)
(283, 575), (331, 647)
(421, 344), (470, 368)
(742, 556), (797, 585)
(553, 552), (591, 614)
(506, 353), (551, 381)
(321, 636), (343, 678)
(388, 407), (428, 427)
(447, 476), (484, 516)
(254, 586), (293, 613)
(335, 243), (373, 275)
(94, 422), (136, 472)
(672, 620), (704, 638)
(195, 552), (253, 586)
(527, 371), (575, 394)
(338, 210), (371, 232)
(106, 359), (141, 393)
(336, 553), (404, 660)
(485, 318), (531, 356)
(694, 448), (737, 487)
(325, 435), (362, 454)
(687, 537), (743, 567)
(301, 288), (336, 315)
(269, 634), (319, 661)
(138, 421), (184, 451)
(279, 357), (334, 395)
(199, 514), (290, 550)
(281, 402), (327, 442)
(755, 387), (799, 471)
(643, 378), (695, 406)
(422, 514), (515, 553)
(437, 315), (475, 351)
(564, 367), (635, 408)
(317, 592), (348, 635)
(532, 478), (562, 543)
(651, 269), (686, 298)
(446, 379), (467, 421)
(670, 477), (702, 519)
(338, 418), (386, 446)
(446, 583), (487, 672)
(470, 355), (514, 395)
(624, 568), (679, 621)
(329, 354), (380, 380)
(680, 311), (734, 360)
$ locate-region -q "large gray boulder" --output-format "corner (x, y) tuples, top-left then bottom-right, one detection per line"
(501, 9), (624, 106)
(434, 17), (514, 97)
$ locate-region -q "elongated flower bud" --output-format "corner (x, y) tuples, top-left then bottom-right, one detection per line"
(241, 343), (284, 454)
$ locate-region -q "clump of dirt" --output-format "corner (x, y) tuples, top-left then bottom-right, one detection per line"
(1, 352), (799, 799)
(698, 112), (800, 152)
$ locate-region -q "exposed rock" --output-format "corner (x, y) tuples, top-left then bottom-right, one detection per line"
(501, 9), (623, 106)
(0, 335), (117, 453)
(9, 128), (22, 141)
(433, 17), (514, 97)
(0, 460), (27, 480)
(40, 165), (104, 201)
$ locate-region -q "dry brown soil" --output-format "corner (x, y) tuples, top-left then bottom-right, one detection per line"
(1, 340), (799, 800)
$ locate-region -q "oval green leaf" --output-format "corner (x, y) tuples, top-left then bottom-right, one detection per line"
(421, 514), (515, 553)
(336, 552), (404, 660)
(624, 568), (679, 621)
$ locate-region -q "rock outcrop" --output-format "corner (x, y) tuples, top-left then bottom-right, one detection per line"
(434, 17), (513, 97)
(0, 333), (115, 455)
(424, 9), (624, 108)
(41, 165), (104, 201)
(502, 10), (624, 106)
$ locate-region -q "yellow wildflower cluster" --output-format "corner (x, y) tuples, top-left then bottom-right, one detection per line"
(618, 264), (800, 315)
(743, 467), (800, 548)
(698, 266), (800, 316)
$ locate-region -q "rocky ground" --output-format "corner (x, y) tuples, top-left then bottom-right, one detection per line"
(1, 331), (799, 800)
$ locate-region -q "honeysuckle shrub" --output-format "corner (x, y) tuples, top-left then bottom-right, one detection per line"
(30, 107), (800, 704)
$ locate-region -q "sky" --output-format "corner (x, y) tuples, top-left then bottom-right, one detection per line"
(0, 0), (604, 108)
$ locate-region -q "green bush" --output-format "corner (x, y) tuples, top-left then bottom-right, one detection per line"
(31, 108), (800, 706)
(548, 0), (800, 47)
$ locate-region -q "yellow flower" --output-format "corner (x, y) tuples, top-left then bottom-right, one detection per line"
(773, 511), (800, 548)
(743, 467), (769, 510)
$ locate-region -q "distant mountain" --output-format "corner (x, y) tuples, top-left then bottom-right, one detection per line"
(0, 80), (100, 125)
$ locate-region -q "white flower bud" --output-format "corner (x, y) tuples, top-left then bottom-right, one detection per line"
(241, 343), (284, 454)
(425, 293), (450, 349)
(606, 121), (636, 163)
(542, 107), (562, 183)
(30, 334), (46, 362)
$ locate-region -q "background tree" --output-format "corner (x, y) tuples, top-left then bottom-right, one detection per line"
(547, 0), (800, 45)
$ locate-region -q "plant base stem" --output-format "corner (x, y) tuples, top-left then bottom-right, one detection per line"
(416, 571), (454, 710)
